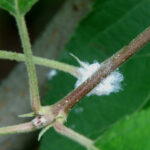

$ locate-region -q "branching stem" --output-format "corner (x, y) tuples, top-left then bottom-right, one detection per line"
(1, 12), (150, 148)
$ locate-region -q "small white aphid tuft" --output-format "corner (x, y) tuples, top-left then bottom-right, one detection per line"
(32, 116), (47, 128)
(75, 61), (124, 96)
(47, 70), (57, 80)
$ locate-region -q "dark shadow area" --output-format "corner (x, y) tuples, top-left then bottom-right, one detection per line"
(0, 0), (65, 82)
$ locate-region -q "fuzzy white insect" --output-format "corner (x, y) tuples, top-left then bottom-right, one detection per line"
(75, 60), (124, 96)
(47, 54), (124, 97)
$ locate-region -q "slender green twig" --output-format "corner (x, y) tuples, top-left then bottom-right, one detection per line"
(15, 2), (41, 112)
(0, 50), (80, 77)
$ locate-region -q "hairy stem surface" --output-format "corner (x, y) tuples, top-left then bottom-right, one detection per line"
(0, 50), (79, 77)
(15, 14), (41, 112)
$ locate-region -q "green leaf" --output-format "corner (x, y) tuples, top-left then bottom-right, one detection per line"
(18, 0), (38, 16)
(0, 0), (38, 16)
(40, 0), (150, 150)
(95, 109), (150, 150)
(0, 0), (16, 15)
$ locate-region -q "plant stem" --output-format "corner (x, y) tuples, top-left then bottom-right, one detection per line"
(54, 122), (98, 150)
(0, 50), (80, 77)
(0, 122), (35, 135)
(55, 26), (150, 114)
(15, 13), (41, 112)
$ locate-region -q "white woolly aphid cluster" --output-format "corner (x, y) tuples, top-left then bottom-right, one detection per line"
(75, 61), (124, 96)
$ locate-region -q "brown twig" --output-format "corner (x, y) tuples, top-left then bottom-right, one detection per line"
(55, 26), (150, 114)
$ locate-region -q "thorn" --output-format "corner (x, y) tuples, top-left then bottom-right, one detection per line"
(18, 112), (35, 118)
(38, 123), (53, 141)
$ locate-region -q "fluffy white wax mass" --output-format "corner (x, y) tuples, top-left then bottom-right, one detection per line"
(47, 70), (57, 80)
(75, 61), (124, 96)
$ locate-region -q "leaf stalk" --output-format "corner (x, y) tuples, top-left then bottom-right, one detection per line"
(0, 50), (80, 77)
(15, 14), (41, 112)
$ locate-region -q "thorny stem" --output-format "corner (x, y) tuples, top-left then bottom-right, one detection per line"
(55, 26), (150, 114)
(15, 13), (41, 112)
(0, 50), (79, 77)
